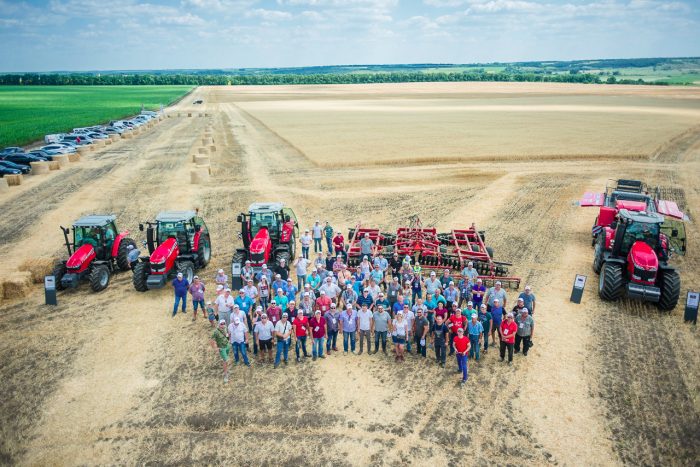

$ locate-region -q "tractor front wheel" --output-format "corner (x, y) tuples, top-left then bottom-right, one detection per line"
(599, 262), (623, 301)
(133, 262), (149, 292)
(116, 237), (137, 271)
(592, 234), (605, 274)
(89, 265), (110, 292)
(657, 269), (680, 311)
(197, 235), (212, 268)
(177, 261), (195, 284)
(52, 262), (67, 291)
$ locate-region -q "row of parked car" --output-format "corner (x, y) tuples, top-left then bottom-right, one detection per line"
(0, 111), (160, 177)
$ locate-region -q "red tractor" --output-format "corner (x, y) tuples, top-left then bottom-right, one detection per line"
(132, 210), (212, 291)
(53, 215), (136, 292)
(594, 209), (681, 310)
(231, 203), (298, 283)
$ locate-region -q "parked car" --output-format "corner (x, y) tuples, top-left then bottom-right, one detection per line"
(1, 147), (24, 156)
(41, 144), (76, 154)
(1, 153), (48, 165)
(27, 149), (54, 160)
(141, 110), (158, 117)
(61, 135), (93, 145)
(86, 132), (109, 140)
(56, 141), (77, 148)
(44, 134), (65, 144)
(193, 100), (203, 104)
(0, 165), (22, 176)
(104, 127), (124, 135)
(0, 160), (31, 174)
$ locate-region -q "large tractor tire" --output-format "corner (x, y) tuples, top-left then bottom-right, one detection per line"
(197, 234), (212, 268)
(89, 265), (110, 292)
(133, 262), (149, 292)
(288, 234), (296, 261)
(598, 262), (623, 301)
(592, 234), (605, 274)
(116, 237), (137, 271)
(176, 261), (195, 284)
(52, 262), (67, 291)
(657, 269), (681, 311)
(275, 250), (291, 269)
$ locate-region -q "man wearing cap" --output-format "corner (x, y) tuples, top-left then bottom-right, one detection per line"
(273, 258), (290, 281)
(300, 229), (312, 259)
(359, 232), (375, 258)
(255, 314), (275, 364)
(403, 304), (415, 353)
(370, 263), (384, 289)
(389, 253), (402, 281)
(242, 279), (258, 301)
(230, 304), (247, 331)
(319, 276), (341, 302)
(470, 278), (486, 309)
(374, 292), (391, 317)
(332, 255), (345, 276)
(171, 272), (190, 317)
(250, 306), (263, 355)
(300, 291), (314, 316)
(255, 264), (272, 284)
(235, 289), (254, 317)
(478, 303), (493, 353)
(512, 297), (527, 315)
(273, 312), (293, 368)
(461, 301), (476, 319)
(312, 221), (323, 253)
(357, 288), (374, 310)
(315, 290), (332, 314)
(229, 316), (250, 367)
(309, 310), (326, 360)
(485, 281), (508, 311)
(323, 221), (334, 252)
(274, 288), (289, 312)
(413, 308), (430, 358)
(518, 286), (536, 315)
(467, 312), (484, 361)
(333, 231), (346, 259)
(324, 303), (340, 354)
(293, 308), (310, 362)
(294, 255), (310, 291)
(410, 271), (422, 303)
(215, 269), (228, 287)
(357, 304), (373, 355)
(425, 272), (441, 297)
(460, 261), (478, 292)
(285, 277), (298, 304)
(444, 281), (459, 310)
(514, 308), (534, 356)
(373, 252), (388, 275)
(126, 243), (140, 270)
(500, 312), (517, 364)
(325, 252), (335, 273)
(189, 276), (206, 321)
(210, 320), (231, 382)
(339, 304), (358, 355)
(307, 268), (322, 297)
(447, 307), (466, 356)
(340, 282), (358, 310)
(241, 261), (255, 282)
(314, 252), (325, 270)
(491, 298), (504, 343)
(433, 314), (450, 367)
(272, 274), (287, 296)
(453, 328), (471, 384)
(215, 288), (234, 327)
(371, 305), (391, 354)
(439, 269), (452, 291)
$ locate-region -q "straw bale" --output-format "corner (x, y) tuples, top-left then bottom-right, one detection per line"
(2, 271), (32, 300)
(30, 161), (49, 175)
(5, 174), (23, 185)
(19, 258), (55, 284)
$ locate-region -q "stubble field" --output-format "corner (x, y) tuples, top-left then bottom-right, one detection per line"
(0, 82), (699, 466)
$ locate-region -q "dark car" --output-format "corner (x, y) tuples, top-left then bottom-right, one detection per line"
(193, 100), (203, 104)
(0, 160), (31, 174)
(0, 165), (22, 176)
(1, 146), (24, 156)
(27, 149), (54, 161)
(1, 153), (48, 165)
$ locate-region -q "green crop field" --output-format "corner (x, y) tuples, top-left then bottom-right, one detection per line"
(0, 85), (193, 148)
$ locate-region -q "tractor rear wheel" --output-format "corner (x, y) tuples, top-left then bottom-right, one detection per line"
(197, 234), (212, 268)
(275, 251), (291, 269)
(52, 262), (67, 291)
(599, 262), (623, 301)
(177, 261), (195, 284)
(592, 234), (605, 274)
(89, 265), (110, 292)
(116, 237), (137, 271)
(657, 269), (680, 311)
(133, 262), (149, 292)
(288, 234), (296, 260)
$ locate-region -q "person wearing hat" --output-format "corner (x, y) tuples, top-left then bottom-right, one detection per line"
(309, 310), (326, 360)
(319, 276), (341, 301)
(300, 291), (314, 316)
(324, 302), (341, 354)
(171, 272), (190, 317)
(374, 291), (391, 317)
(266, 299), (281, 326)
(126, 243), (141, 270)
(235, 289), (254, 321)
(477, 303), (493, 353)
(273, 257), (290, 281)
(439, 269), (453, 291)
(250, 305), (263, 355)
(241, 260), (255, 282)
(323, 221), (334, 252)
(433, 314), (450, 367)
(312, 221), (324, 253)
(447, 306), (466, 356)
(300, 229), (312, 259)
(485, 280), (508, 311)
(459, 261), (478, 304)
(337, 263), (353, 284)
(293, 307), (310, 362)
(273, 312), (293, 368)
(357, 288), (374, 310)
(230, 304), (247, 332)
(402, 303), (415, 353)
(274, 288), (289, 312)
(512, 297), (526, 315)
(307, 268), (322, 297)
(444, 281), (459, 310)
(210, 319), (231, 382)
(341, 282), (359, 310)
(467, 312), (484, 361)
(229, 316), (250, 367)
(366, 278), (381, 301)
(413, 308), (430, 358)
(325, 252), (335, 272)
(461, 301), (476, 319)
(258, 275), (270, 309)
(470, 278), (486, 309)
(490, 298), (504, 343)
(409, 271), (422, 303)
(453, 327), (471, 384)
(294, 254), (310, 291)
(254, 313), (275, 364)
(255, 264), (272, 284)
(391, 310), (409, 362)
(357, 304), (373, 355)
(189, 275), (206, 321)
(332, 255), (346, 275)
(242, 278), (258, 301)
(517, 285), (536, 315)
(315, 290), (332, 315)
(285, 277), (298, 305)
(215, 269), (228, 287)
(389, 252), (402, 281)
(339, 304), (358, 355)
(500, 312), (517, 364)
(314, 251), (325, 270)
(373, 252), (388, 277)
(425, 271), (441, 297)
(514, 308), (534, 356)
(207, 301), (217, 327)
(332, 230), (346, 260)
(359, 232), (374, 258)
(371, 304), (391, 354)
(272, 274), (287, 296)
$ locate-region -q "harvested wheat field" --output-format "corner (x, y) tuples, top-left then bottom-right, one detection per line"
(1, 82), (699, 466)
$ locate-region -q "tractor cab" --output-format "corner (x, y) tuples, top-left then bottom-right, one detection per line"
(70, 215), (118, 260)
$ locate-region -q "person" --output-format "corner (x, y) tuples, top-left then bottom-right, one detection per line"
(514, 308), (534, 356)
(433, 314), (450, 367)
(359, 232), (374, 258)
(500, 312), (517, 364)
(425, 271), (441, 297)
(439, 269), (452, 290)
(272, 274), (287, 296)
(189, 275), (206, 321)
(512, 297), (527, 315)
(314, 252), (325, 270)
(359, 255), (372, 277)
(372, 305), (391, 354)
(241, 260), (255, 282)
(242, 279), (258, 301)
(467, 313), (483, 361)
(207, 301), (216, 327)
(315, 290), (332, 315)
(274, 312), (292, 368)
(274, 259), (290, 282)
(258, 276), (271, 309)
(256, 264), (272, 284)
(229, 317), (250, 367)
(215, 269), (228, 287)
(309, 310), (326, 360)
(339, 304), (358, 355)
(312, 221), (323, 253)
(447, 307), (466, 356)
(518, 285), (536, 315)
(389, 252), (402, 280)
(490, 298), (504, 343)
(325, 252), (335, 273)
(293, 309), (310, 362)
(250, 305), (263, 355)
(307, 268), (322, 296)
(214, 287), (233, 325)
(300, 291), (315, 316)
(126, 244), (140, 270)
(324, 303), (340, 354)
(274, 287), (288, 312)
(319, 276), (341, 302)
(333, 231), (345, 259)
(370, 263), (384, 289)
(413, 308), (429, 358)
(391, 311), (409, 362)
(341, 282), (358, 310)
(387, 277), (401, 310)
(453, 328), (470, 384)
(210, 320), (231, 383)
(301, 229), (312, 259)
(285, 278), (298, 304)
(374, 292), (391, 316)
(460, 261), (478, 297)
(172, 272), (189, 317)
(402, 303), (415, 353)
(235, 289), (254, 321)
(461, 301), (476, 319)
(444, 281), (459, 310)
(332, 255), (345, 275)
(485, 281), (508, 311)
(254, 313), (274, 364)
(293, 254), (309, 291)
(324, 221), (334, 252)
(266, 299), (281, 326)
(477, 304), (493, 354)
(356, 288), (374, 310)
(470, 278), (486, 309)
(357, 304), (373, 355)
(373, 253), (388, 276)
(410, 272), (422, 303)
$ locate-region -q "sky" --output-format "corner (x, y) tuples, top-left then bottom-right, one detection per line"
(0, 0), (698, 72)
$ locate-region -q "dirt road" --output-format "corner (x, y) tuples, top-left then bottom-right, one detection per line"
(0, 83), (698, 466)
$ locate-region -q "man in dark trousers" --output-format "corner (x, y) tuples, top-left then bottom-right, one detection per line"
(172, 272), (190, 317)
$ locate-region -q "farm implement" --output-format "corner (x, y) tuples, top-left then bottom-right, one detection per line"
(346, 216), (520, 288)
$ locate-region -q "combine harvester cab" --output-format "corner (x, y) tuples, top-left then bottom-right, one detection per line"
(347, 216), (520, 289)
(132, 211), (211, 291)
(53, 215), (136, 292)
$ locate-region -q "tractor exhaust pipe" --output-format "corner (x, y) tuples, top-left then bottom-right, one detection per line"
(146, 225), (155, 254)
(60, 226), (73, 256)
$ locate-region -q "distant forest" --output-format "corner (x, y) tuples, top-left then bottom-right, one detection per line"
(2, 57), (698, 86)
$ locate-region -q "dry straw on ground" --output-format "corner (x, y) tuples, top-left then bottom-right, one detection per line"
(1, 271), (32, 299)
(18, 258), (55, 284)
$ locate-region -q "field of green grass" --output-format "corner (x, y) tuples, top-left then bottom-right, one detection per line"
(0, 85), (193, 148)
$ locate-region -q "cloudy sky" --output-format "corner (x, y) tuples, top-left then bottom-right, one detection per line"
(0, 0), (698, 72)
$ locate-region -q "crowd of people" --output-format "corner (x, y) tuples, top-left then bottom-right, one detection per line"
(170, 223), (537, 385)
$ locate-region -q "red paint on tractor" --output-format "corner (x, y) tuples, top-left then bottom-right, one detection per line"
(150, 237), (179, 275)
(616, 200), (646, 212)
(111, 231), (130, 258)
(66, 244), (96, 272)
(628, 241), (659, 285)
(279, 221), (295, 243)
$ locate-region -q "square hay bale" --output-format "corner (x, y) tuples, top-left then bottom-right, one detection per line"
(209, 145), (216, 153)
(2, 271), (33, 300)
(19, 258), (55, 284)
(109, 134), (120, 141)
(68, 153), (81, 163)
(194, 155), (210, 165)
(198, 147), (209, 155)
(188, 112), (192, 117)
(0, 177), (8, 192)
(190, 167), (210, 184)
(48, 161), (61, 170)
(196, 164), (212, 175)
(202, 137), (213, 146)
(53, 154), (70, 168)
(30, 161), (49, 175)
(104, 139), (112, 146)
(4, 174), (23, 185)
(77, 146), (90, 155)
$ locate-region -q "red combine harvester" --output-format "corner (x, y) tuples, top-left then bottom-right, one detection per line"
(53, 215), (136, 292)
(593, 209), (681, 310)
(132, 211), (211, 291)
(347, 216), (520, 288)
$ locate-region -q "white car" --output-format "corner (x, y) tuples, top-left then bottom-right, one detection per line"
(40, 144), (76, 155)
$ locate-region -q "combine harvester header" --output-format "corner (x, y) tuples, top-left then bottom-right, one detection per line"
(346, 216), (520, 288)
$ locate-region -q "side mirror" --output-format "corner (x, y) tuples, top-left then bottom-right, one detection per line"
(671, 229), (678, 238)
(237, 214), (243, 223)
(139, 223), (144, 232)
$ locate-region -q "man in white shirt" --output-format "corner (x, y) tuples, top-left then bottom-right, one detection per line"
(273, 313), (293, 368)
(215, 288), (235, 326)
(228, 317), (250, 366)
(319, 276), (341, 301)
(301, 229), (312, 259)
(242, 279), (258, 301)
(312, 220), (323, 253)
(357, 304), (373, 355)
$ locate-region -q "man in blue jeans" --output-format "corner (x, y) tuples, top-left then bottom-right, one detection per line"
(274, 313), (292, 368)
(172, 272), (189, 317)
(467, 312), (484, 361)
(310, 310), (326, 360)
(339, 304), (358, 355)
(228, 317), (250, 366)
(324, 304), (340, 354)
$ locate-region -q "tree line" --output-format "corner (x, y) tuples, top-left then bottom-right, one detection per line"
(0, 71), (660, 86)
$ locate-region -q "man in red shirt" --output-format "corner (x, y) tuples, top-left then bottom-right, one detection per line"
(293, 311), (310, 362)
(309, 310), (327, 360)
(500, 312), (517, 364)
(315, 290), (332, 314)
(453, 328), (470, 384)
(266, 299), (281, 326)
(333, 231), (346, 260)
(447, 308), (466, 356)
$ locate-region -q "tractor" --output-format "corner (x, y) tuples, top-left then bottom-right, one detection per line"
(231, 202), (298, 282)
(132, 210), (212, 291)
(594, 209), (681, 310)
(53, 215), (136, 292)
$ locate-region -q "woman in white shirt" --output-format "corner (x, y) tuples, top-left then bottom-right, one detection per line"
(391, 311), (409, 362)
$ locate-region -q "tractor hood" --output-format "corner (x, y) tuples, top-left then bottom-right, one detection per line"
(150, 237), (179, 266)
(629, 241), (658, 270)
(616, 200), (646, 212)
(66, 244), (96, 271)
(250, 228), (270, 254)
